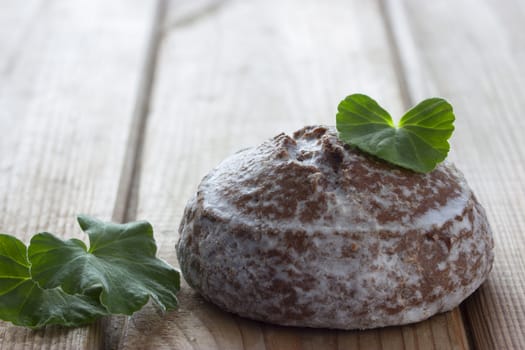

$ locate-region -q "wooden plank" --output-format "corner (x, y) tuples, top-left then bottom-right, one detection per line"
(0, 0), (159, 349)
(0, 0), (43, 76)
(384, 0), (525, 348)
(116, 0), (470, 349)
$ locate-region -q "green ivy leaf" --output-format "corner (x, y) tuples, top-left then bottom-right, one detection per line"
(28, 215), (180, 315)
(336, 94), (455, 173)
(0, 234), (107, 328)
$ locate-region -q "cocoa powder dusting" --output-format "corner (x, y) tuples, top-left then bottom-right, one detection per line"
(176, 125), (495, 330)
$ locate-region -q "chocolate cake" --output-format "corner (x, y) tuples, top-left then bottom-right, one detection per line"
(176, 125), (494, 329)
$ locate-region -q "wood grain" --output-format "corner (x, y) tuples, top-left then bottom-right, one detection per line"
(0, 0), (43, 77)
(385, 0), (525, 348)
(0, 0), (158, 349)
(116, 0), (469, 349)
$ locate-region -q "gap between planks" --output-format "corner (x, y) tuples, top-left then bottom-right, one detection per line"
(378, 0), (429, 107)
(105, 0), (168, 349)
(112, 0), (167, 224)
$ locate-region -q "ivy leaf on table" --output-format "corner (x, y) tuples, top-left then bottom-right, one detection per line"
(0, 234), (107, 328)
(28, 215), (180, 315)
(336, 93), (455, 173)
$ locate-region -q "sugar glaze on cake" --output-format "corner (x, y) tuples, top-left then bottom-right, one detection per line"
(177, 125), (494, 329)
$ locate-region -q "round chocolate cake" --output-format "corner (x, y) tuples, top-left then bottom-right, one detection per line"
(176, 125), (494, 329)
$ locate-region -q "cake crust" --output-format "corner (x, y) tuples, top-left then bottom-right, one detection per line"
(177, 125), (494, 329)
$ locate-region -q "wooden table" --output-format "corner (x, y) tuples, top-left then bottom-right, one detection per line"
(1, 0), (524, 349)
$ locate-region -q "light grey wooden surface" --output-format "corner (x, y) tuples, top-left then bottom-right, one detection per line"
(0, 0), (523, 349)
